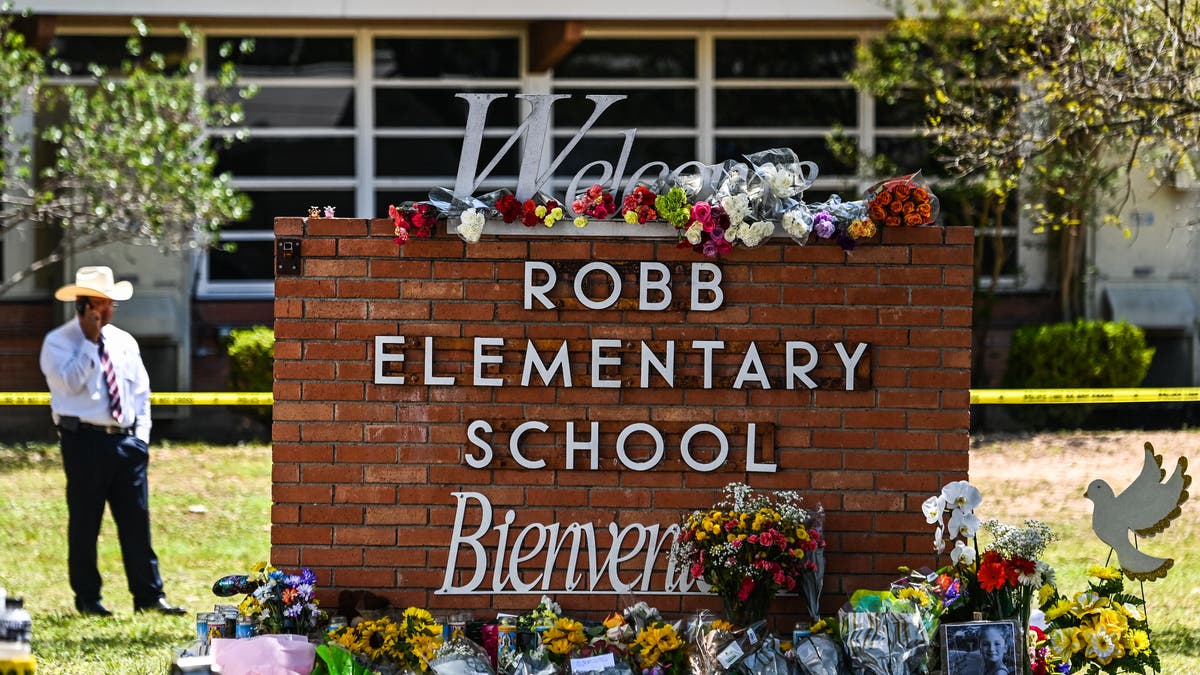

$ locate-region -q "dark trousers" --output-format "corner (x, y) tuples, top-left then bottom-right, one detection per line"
(60, 428), (164, 606)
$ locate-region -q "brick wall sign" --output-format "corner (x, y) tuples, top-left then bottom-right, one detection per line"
(271, 92), (973, 623)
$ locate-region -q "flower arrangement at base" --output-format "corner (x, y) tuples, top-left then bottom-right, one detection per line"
(327, 608), (444, 674)
(671, 482), (825, 626)
(541, 616), (588, 663)
(1037, 566), (1159, 674)
(629, 621), (687, 675)
(229, 561), (325, 636)
(923, 482), (1058, 626)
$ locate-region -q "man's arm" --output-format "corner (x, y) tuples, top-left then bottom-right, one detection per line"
(130, 337), (152, 443)
(40, 329), (100, 395)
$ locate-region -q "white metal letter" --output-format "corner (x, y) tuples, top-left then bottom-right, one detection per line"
(574, 262), (622, 310)
(424, 336), (455, 385)
(785, 341), (819, 390)
(691, 340), (725, 389)
(473, 337), (505, 386)
(525, 261), (557, 310)
(639, 341), (675, 388)
(679, 424), (729, 472)
(439, 492), (492, 593)
(464, 420), (494, 469)
(374, 336), (406, 385)
(522, 341), (572, 387)
(566, 421), (600, 470)
(835, 342), (869, 391)
(591, 339), (622, 389)
(638, 262), (672, 311)
(510, 421), (549, 469)
(615, 423), (665, 471)
(690, 262), (724, 311)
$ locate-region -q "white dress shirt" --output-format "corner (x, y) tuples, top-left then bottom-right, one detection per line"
(40, 318), (152, 443)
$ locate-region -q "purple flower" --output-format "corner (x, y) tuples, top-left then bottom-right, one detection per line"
(813, 211), (836, 239)
(284, 602), (304, 618)
(299, 569), (318, 585)
(1055, 665), (1071, 674)
(702, 240), (718, 258)
(711, 226), (725, 241)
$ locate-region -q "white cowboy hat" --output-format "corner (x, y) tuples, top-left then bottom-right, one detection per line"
(54, 266), (134, 302)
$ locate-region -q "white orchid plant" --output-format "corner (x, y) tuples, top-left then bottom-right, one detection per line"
(922, 480), (983, 566)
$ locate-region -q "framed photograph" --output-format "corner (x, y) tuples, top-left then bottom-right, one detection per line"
(941, 620), (1021, 675)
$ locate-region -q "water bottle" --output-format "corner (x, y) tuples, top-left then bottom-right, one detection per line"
(0, 594), (35, 675)
(2, 598), (32, 648)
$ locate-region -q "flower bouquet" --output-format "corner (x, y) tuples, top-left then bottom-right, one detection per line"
(324, 608), (444, 675)
(571, 183), (616, 227)
(629, 620), (687, 675)
(389, 202), (439, 246)
(671, 483), (825, 626)
(620, 186), (658, 224)
(1038, 566), (1158, 674)
(221, 562), (325, 637)
(865, 172), (938, 228)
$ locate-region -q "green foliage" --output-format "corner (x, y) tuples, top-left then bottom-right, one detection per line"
(847, 0), (1200, 319)
(0, 10), (255, 294)
(1003, 320), (1155, 427)
(226, 325), (274, 392)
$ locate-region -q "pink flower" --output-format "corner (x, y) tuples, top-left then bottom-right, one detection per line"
(691, 201), (711, 224)
(690, 563), (704, 579)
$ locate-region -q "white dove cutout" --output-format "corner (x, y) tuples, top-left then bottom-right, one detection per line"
(1084, 442), (1191, 581)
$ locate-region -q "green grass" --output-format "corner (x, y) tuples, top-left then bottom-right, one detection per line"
(2, 432), (1197, 673)
(0, 441), (272, 674)
(970, 430), (1200, 674)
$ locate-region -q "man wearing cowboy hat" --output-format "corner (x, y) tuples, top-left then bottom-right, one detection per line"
(39, 266), (185, 617)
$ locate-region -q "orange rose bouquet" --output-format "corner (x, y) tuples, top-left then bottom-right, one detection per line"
(865, 172), (939, 228)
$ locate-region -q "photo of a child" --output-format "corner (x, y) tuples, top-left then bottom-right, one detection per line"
(942, 620), (1019, 675)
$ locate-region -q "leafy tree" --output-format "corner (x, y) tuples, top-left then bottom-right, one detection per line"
(0, 9), (253, 295)
(848, 0), (1200, 320)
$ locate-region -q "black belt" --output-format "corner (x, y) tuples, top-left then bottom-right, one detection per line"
(58, 416), (135, 436)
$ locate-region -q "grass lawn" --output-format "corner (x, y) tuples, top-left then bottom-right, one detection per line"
(1, 431), (1197, 673)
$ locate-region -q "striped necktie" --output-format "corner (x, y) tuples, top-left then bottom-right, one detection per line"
(98, 336), (123, 423)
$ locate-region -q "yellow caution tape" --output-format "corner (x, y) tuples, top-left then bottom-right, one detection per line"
(0, 392), (273, 406)
(2, 389), (1199, 406)
(970, 388), (1200, 405)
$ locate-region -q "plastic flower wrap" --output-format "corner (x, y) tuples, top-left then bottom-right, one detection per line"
(785, 632), (846, 675)
(838, 590), (930, 675)
(865, 172), (939, 228)
(571, 183), (617, 227)
(456, 208), (486, 243)
(620, 186), (658, 224)
(429, 634), (497, 675)
(328, 608), (444, 675)
(223, 561), (325, 637)
(671, 483), (824, 625)
(685, 613), (766, 675)
(780, 205), (814, 245)
(744, 148), (818, 220)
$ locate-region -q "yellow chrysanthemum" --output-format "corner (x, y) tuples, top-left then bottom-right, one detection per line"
(711, 619), (734, 632)
(624, 210), (640, 224)
(1123, 629), (1150, 655)
(1044, 598), (1074, 621)
(1087, 565), (1123, 581)
(1038, 583), (1056, 607)
(535, 205), (547, 218)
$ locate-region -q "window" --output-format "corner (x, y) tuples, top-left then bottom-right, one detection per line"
(185, 28), (1022, 295)
(198, 35), (356, 297)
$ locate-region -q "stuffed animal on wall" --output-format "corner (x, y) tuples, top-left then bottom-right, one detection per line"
(1084, 442), (1191, 580)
